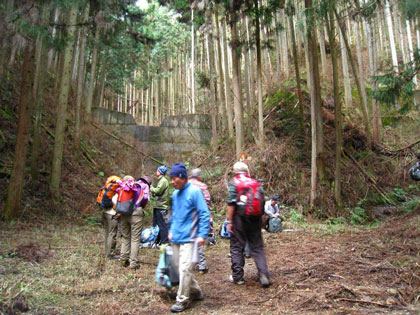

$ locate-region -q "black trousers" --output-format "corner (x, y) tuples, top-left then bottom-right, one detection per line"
(230, 215), (269, 281)
(153, 208), (169, 244)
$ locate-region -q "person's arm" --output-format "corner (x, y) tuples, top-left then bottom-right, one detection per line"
(226, 181), (237, 233)
(150, 177), (168, 196)
(264, 201), (275, 218)
(195, 190), (210, 246)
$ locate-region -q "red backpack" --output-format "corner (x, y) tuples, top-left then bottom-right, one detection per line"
(232, 173), (264, 217)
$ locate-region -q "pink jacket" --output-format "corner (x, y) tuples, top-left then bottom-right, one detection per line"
(189, 178), (211, 206)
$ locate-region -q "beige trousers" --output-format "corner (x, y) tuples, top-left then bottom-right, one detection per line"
(120, 208), (143, 268)
(172, 242), (202, 303)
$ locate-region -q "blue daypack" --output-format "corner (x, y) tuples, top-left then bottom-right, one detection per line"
(140, 226), (160, 248)
(155, 245), (179, 289)
(219, 219), (231, 239)
(268, 217), (282, 233)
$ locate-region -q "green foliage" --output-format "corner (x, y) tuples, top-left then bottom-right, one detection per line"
(372, 49), (420, 107)
(288, 209), (305, 224)
(83, 214), (102, 226)
(399, 0), (420, 20)
(325, 216), (347, 225)
(265, 87), (302, 136)
(401, 198), (420, 213)
(349, 206), (370, 225)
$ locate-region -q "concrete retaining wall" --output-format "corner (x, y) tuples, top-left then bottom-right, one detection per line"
(92, 107), (211, 161)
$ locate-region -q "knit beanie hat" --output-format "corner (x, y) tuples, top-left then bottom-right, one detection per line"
(190, 168), (202, 178)
(233, 161), (249, 174)
(157, 165), (168, 175)
(169, 162), (188, 179)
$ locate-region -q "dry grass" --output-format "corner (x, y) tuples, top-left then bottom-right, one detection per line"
(1, 211), (420, 314)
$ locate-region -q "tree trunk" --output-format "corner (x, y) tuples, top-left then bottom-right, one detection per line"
(50, 5), (78, 200)
(191, 7), (196, 113)
(207, 11), (218, 150)
(85, 23), (100, 117)
(222, 16), (234, 138)
(279, 9), (290, 78)
(31, 3), (49, 181)
(339, 29), (352, 110)
(335, 8), (372, 148)
(74, 3), (89, 150)
(230, 10), (243, 158)
(306, 0), (324, 209)
(241, 12), (251, 126)
(326, 8), (342, 208)
(354, 20), (367, 118)
(246, 15), (255, 114)
(2, 41), (35, 220)
(214, 9), (227, 132)
(255, 0), (264, 147)
(287, 2), (305, 136)
(318, 25), (327, 78)
(384, 0), (399, 72)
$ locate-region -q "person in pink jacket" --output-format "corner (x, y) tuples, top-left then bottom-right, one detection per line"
(189, 168), (211, 274)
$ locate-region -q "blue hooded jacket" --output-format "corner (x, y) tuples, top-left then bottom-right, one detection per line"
(169, 182), (210, 244)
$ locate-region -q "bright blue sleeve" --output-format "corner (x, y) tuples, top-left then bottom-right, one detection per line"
(195, 189), (210, 239)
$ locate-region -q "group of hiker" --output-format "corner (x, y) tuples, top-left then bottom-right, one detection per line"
(97, 161), (283, 313)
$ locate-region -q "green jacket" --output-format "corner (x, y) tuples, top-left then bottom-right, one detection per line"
(150, 176), (169, 210)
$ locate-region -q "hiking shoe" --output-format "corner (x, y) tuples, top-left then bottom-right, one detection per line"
(170, 301), (190, 313)
(129, 264), (139, 270)
(109, 254), (120, 260)
(198, 268), (208, 275)
(259, 273), (271, 288)
(120, 259), (129, 267)
(191, 291), (204, 301)
(229, 275), (245, 285)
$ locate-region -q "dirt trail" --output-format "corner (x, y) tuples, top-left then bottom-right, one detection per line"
(186, 212), (420, 314)
(1, 212), (420, 314)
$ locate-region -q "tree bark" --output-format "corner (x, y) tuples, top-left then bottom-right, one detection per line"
(230, 9), (243, 158)
(326, 8), (342, 208)
(222, 16), (234, 138)
(384, 0), (399, 72)
(50, 5), (78, 200)
(85, 23), (100, 117)
(255, 0), (264, 147)
(335, 8), (372, 148)
(306, 0), (324, 209)
(74, 2), (89, 150)
(287, 2), (305, 136)
(31, 3), (49, 181)
(2, 40), (35, 220)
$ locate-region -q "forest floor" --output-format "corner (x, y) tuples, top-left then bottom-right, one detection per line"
(1, 208), (420, 314)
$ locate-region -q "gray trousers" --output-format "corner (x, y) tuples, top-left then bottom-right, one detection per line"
(103, 212), (118, 258)
(197, 245), (207, 271)
(230, 215), (269, 281)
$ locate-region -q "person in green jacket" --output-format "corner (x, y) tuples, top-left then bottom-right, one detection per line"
(150, 165), (170, 244)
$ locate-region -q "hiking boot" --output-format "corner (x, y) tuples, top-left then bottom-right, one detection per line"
(191, 291), (204, 301)
(170, 301), (190, 313)
(120, 259), (129, 267)
(229, 275), (245, 285)
(129, 264), (139, 270)
(198, 268), (208, 275)
(259, 273), (271, 288)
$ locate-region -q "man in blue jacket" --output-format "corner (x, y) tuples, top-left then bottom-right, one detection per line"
(168, 162), (210, 313)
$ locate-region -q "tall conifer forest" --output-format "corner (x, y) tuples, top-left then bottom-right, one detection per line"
(1, 0), (420, 313)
